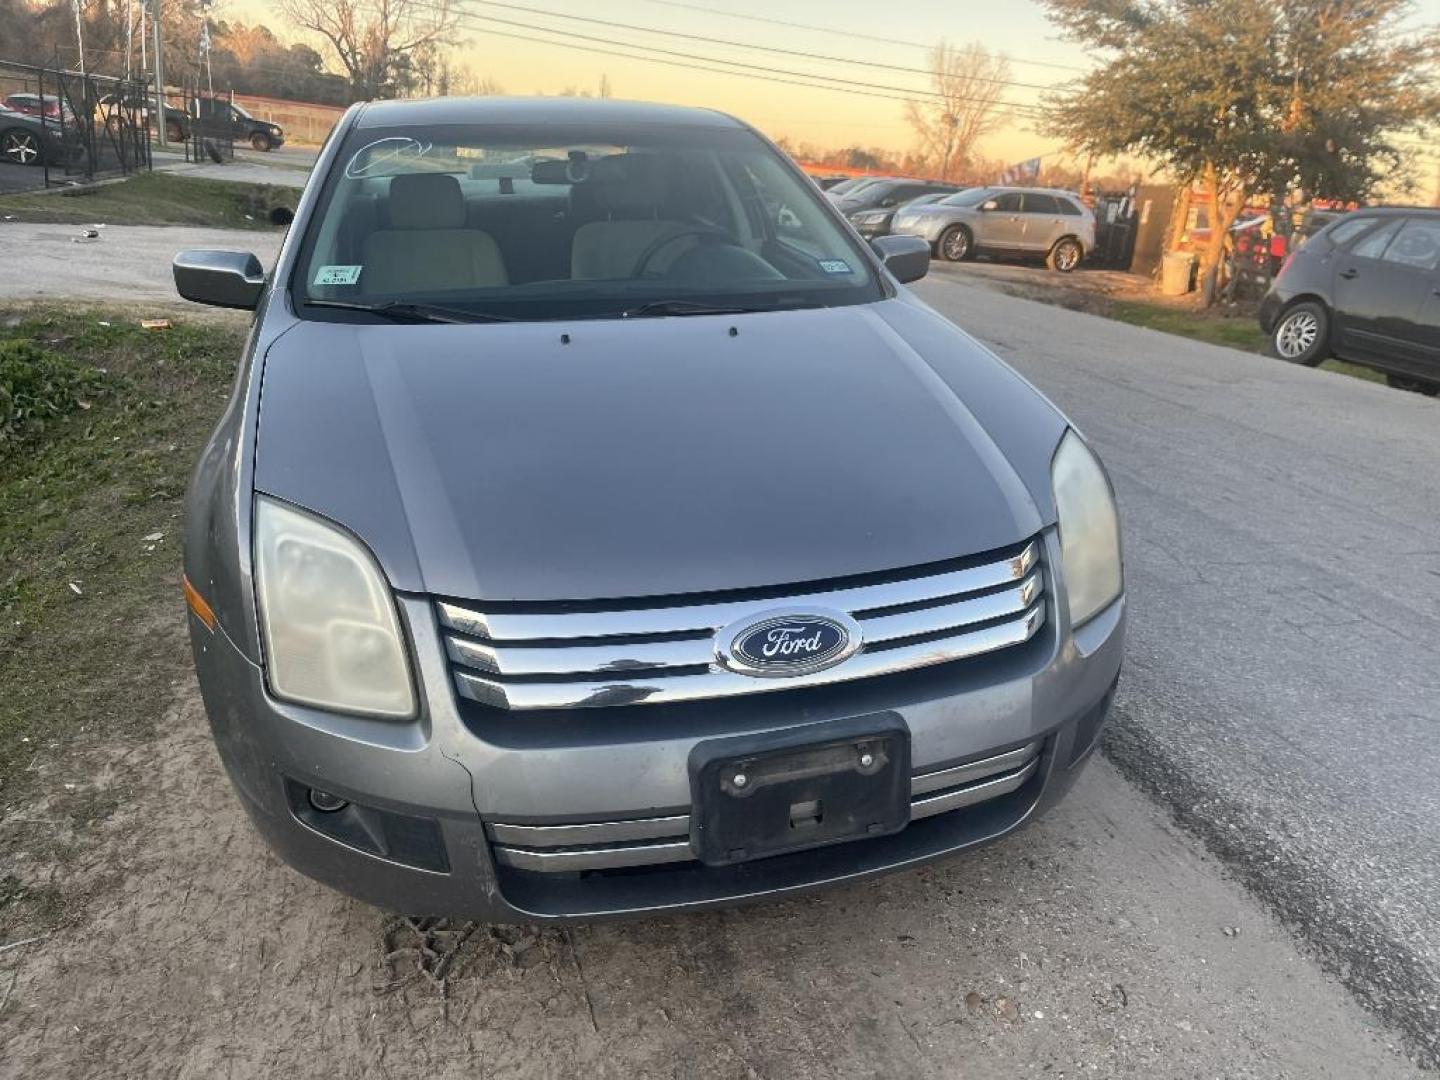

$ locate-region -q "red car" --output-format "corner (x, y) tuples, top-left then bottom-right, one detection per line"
(3, 93), (73, 123)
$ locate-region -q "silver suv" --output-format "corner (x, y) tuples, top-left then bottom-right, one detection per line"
(892, 186), (1096, 272)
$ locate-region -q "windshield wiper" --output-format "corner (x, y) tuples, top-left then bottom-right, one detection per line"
(303, 299), (514, 324)
(620, 299), (769, 319)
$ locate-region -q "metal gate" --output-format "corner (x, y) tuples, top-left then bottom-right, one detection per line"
(0, 59), (152, 190)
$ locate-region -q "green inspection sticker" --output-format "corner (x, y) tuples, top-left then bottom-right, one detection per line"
(314, 265), (362, 286)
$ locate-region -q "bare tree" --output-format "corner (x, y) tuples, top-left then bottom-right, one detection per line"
(905, 42), (1011, 181)
(277, 0), (458, 100)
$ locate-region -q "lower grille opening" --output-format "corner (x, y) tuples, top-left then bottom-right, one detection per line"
(486, 741), (1040, 875)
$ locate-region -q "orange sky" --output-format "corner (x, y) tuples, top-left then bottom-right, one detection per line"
(231, 0), (1440, 192)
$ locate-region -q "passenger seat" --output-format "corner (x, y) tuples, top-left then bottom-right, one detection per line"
(363, 173), (508, 294)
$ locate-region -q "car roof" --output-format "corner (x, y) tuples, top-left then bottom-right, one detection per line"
(355, 96), (747, 131)
(980, 185), (1085, 199)
(1341, 205), (1440, 218)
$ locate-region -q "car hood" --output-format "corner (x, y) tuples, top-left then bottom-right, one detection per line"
(253, 300), (1056, 601)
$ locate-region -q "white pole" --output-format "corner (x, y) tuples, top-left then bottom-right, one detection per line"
(124, 0), (133, 81)
(73, 0), (86, 76)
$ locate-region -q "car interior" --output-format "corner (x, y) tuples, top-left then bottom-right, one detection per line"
(304, 144), (866, 302)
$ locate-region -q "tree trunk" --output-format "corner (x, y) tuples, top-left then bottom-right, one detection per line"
(1197, 163), (1246, 308)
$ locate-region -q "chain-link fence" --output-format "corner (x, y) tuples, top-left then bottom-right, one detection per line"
(0, 60), (152, 191)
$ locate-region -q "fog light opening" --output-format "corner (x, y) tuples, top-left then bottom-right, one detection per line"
(307, 788), (349, 813)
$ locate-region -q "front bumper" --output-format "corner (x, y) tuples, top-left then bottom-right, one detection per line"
(192, 531), (1124, 922)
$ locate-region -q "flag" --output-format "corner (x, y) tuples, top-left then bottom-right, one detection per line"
(999, 157), (1041, 185)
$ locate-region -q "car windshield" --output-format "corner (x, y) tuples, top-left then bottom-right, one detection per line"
(233, 103), (253, 120)
(940, 188), (996, 207)
(294, 122), (884, 322)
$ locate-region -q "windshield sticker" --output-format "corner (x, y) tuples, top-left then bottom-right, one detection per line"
(818, 259), (852, 274)
(344, 137), (433, 178)
(314, 265), (362, 286)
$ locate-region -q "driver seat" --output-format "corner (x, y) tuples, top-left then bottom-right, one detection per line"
(571, 155), (696, 280)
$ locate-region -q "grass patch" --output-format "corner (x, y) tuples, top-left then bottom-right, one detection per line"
(0, 171), (297, 230)
(0, 307), (242, 933)
(1106, 298), (1387, 385)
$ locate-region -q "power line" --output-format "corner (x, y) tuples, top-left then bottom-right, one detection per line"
(463, 0), (1064, 94)
(446, 7), (1049, 116)
(627, 0), (1093, 74)
(448, 18), (997, 109)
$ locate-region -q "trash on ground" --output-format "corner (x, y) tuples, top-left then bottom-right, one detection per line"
(140, 319), (172, 331)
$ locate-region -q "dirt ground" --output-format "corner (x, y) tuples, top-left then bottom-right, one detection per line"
(0, 665), (1420, 1080)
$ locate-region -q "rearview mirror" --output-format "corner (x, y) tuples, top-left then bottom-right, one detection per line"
(870, 234), (930, 285)
(173, 249), (266, 309)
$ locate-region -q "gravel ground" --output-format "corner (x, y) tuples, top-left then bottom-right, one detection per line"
(0, 222), (285, 305)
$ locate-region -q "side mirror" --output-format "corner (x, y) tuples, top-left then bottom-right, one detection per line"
(269, 205), (294, 227)
(870, 234), (930, 285)
(981, 199), (999, 211)
(173, 249), (265, 309)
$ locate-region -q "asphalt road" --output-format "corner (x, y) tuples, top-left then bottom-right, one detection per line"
(916, 268), (1440, 1064)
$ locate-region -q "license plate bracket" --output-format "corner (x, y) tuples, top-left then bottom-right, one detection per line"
(688, 713), (911, 867)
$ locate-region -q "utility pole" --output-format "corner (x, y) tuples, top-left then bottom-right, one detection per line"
(72, 0), (86, 76)
(150, 0), (167, 147)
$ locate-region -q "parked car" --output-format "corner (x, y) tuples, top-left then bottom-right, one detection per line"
(0, 104), (84, 166)
(824, 175), (888, 200)
(97, 91), (190, 143)
(832, 178), (962, 220)
(3, 92), (73, 124)
(892, 186), (1097, 272)
(811, 175), (851, 190)
(1259, 207), (1440, 394)
(190, 98), (284, 151)
(171, 97), (1124, 922)
(850, 192), (956, 239)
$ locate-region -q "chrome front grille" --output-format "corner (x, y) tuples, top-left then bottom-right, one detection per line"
(439, 539), (1045, 711)
(488, 742), (1041, 873)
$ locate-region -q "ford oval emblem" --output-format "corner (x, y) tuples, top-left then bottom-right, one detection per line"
(717, 609), (863, 678)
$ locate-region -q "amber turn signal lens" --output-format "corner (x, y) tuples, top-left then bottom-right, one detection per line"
(183, 574), (216, 631)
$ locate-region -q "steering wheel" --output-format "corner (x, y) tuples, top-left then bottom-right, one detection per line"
(630, 227), (736, 278)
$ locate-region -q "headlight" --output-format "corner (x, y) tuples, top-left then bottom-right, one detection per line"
(1051, 431), (1122, 627)
(253, 496), (416, 718)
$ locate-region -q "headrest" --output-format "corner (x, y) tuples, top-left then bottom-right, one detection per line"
(387, 173), (466, 229)
(590, 154), (671, 216)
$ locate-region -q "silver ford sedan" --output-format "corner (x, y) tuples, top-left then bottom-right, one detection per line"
(174, 97), (1124, 921)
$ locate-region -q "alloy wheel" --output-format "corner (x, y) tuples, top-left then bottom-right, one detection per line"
(1274, 310), (1320, 359)
(1054, 240), (1080, 271)
(942, 227), (969, 260)
(2, 130), (40, 165)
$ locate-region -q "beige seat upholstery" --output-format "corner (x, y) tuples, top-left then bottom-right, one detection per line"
(571, 155), (696, 280)
(363, 173), (508, 294)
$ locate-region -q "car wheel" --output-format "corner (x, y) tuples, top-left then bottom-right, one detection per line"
(250, 132), (272, 152)
(937, 224), (972, 262)
(1, 128), (42, 166)
(1385, 374), (1440, 396)
(1048, 237), (1083, 272)
(1270, 301), (1329, 367)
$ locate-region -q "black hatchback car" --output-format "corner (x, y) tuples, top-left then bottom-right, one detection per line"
(1259, 207), (1440, 394)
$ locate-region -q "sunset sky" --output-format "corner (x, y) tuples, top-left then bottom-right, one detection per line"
(233, 0), (1440, 187)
